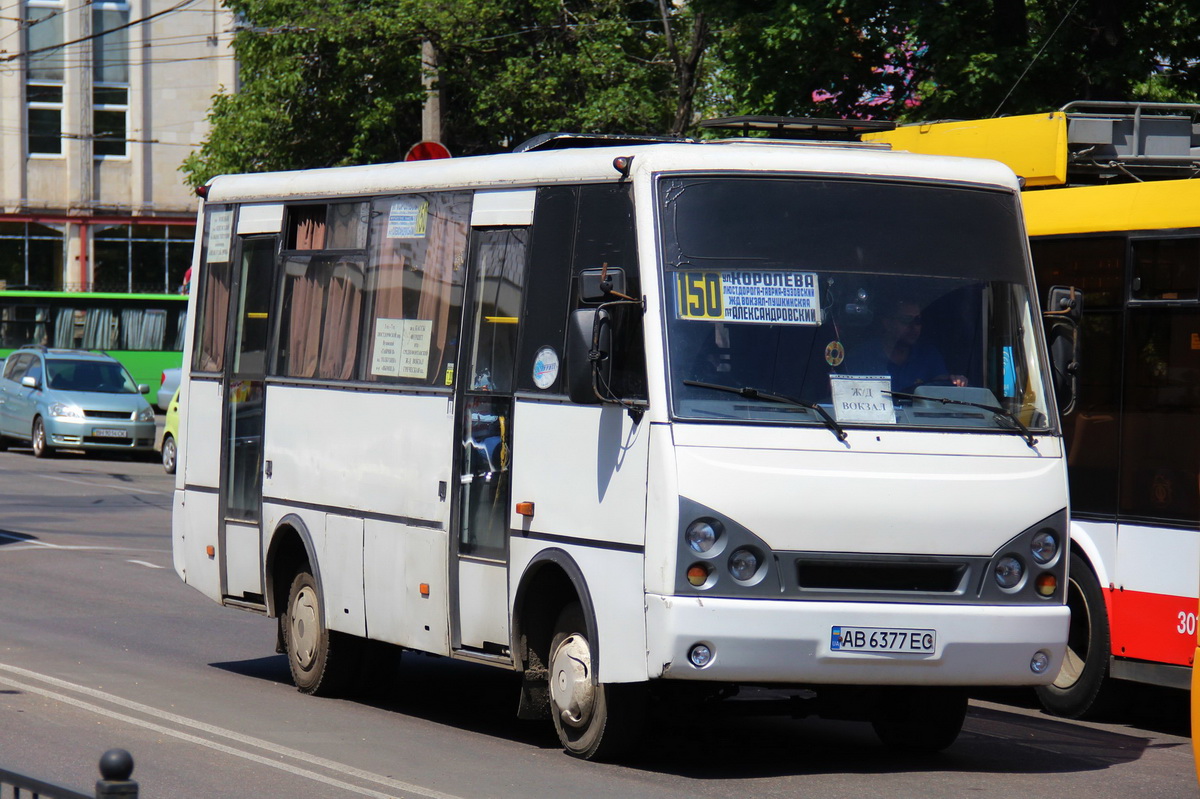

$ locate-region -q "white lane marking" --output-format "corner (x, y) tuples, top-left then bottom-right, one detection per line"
(28, 473), (167, 496)
(126, 559), (164, 569)
(0, 663), (465, 799)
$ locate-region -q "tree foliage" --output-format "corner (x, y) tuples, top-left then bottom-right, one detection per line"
(182, 0), (1200, 184)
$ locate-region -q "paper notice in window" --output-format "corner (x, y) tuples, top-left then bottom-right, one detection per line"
(206, 210), (234, 262)
(386, 201), (429, 238)
(371, 318), (433, 379)
(830, 375), (895, 424)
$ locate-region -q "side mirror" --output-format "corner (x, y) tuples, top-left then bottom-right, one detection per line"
(565, 308), (612, 404)
(138, 384), (151, 395)
(1045, 285), (1082, 323)
(20, 375), (38, 389)
(1043, 286), (1083, 417)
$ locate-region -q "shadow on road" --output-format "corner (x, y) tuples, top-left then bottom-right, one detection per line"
(0, 528), (38, 546)
(210, 648), (1180, 778)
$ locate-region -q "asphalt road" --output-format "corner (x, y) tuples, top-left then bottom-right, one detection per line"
(0, 446), (1194, 799)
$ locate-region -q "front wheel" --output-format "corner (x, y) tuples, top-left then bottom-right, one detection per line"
(1035, 553), (1115, 718)
(548, 602), (645, 760)
(872, 687), (967, 753)
(31, 417), (52, 458)
(283, 570), (358, 696)
(161, 434), (177, 474)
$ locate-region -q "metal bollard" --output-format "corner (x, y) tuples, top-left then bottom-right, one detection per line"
(95, 749), (137, 799)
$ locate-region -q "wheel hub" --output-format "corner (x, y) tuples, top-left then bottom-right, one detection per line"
(550, 633), (594, 728)
(290, 586), (319, 669)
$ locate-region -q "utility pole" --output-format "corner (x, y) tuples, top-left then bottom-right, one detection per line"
(420, 38), (441, 143)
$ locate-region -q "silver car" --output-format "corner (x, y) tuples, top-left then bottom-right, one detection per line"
(0, 347), (157, 458)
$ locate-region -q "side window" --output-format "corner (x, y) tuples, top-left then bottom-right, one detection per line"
(574, 184), (646, 400)
(515, 186), (576, 394)
(25, 355), (43, 384)
(1131, 237), (1199, 301)
(1120, 308), (1200, 524)
(361, 192), (470, 386)
(5, 353), (31, 381)
(1030, 236), (1125, 309)
(193, 205), (235, 372)
(468, 229), (528, 393)
(276, 254), (365, 379)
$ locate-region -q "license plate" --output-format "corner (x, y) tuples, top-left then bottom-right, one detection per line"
(831, 626), (936, 653)
(93, 428), (128, 438)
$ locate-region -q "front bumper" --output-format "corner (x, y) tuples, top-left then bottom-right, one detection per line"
(646, 594), (1069, 686)
(44, 416), (157, 451)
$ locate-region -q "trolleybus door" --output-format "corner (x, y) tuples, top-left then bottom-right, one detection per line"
(219, 234), (276, 601)
(453, 227), (529, 655)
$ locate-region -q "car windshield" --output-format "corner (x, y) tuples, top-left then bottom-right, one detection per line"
(46, 360), (138, 394)
(659, 175), (1053, 434)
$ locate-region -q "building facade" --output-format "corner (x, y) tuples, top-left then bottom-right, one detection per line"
(0, 0), (237, 293)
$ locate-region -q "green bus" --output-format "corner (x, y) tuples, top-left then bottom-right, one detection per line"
(0, 291), (187, 395)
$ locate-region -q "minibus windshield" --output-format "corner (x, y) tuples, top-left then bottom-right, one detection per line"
(659, 175), (1052, 433)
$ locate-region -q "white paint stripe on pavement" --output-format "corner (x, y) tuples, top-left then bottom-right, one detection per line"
(0, 663), (466, 799)
(126, 559), (165, 568)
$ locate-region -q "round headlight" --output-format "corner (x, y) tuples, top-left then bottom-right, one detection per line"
(728, 548), (760, 582)
(994, 555), (1025, 589)
(685, 520), (721, 553)
(1030, 530), (1058, 565)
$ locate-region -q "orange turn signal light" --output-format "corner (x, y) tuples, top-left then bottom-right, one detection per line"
(686, 564), (710, 587)
(419, 583), (430, 598)
(515, 501), (535, 517)
(205, 545), (215, 558)
(1035, 573), (1057, 597)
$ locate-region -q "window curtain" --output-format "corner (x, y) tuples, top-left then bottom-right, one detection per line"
(285, 257), (323, 378)
(53, 307), (75, 348)
(317, 259), (363, 380)
(196, 262), (230, 371)
(417, 198), (469, 371)
(82, 308), (116, 349)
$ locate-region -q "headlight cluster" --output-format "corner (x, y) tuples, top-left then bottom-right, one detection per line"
(137, 406), (155, 422)
(993, 528), (1061, 597)
(49, 402), (83, 419)
(684, 518), (767, 589)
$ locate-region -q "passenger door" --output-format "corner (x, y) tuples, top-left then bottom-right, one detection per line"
(0, 354), (32, 436)
(218, 235), (276, 601)
(452, 208), (531, 656)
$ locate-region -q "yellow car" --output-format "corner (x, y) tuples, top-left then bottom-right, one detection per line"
(161, 387), (181, 474)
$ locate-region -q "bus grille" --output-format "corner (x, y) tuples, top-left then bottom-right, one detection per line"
(795, 559), (967, 593)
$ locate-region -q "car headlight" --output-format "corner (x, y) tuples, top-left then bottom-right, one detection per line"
(49, 402), (83, 419)
(137, 406), (155, 422)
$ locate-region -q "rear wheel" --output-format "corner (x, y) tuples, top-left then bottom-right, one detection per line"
(1035, 553), (1115, 718)
(31, 417), (52, 458)
(283, 569), (358, 696)
(161, 434), (177, 474)
(548, 602), (645, 760)
(872, 687), (967, 753)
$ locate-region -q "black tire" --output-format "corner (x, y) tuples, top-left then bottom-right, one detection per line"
(161, 434), (177, 474)
(31, 417), (52, 458)
(282, 570), (359, 696)
(1035, 553), (1115, 718)
(872, 687), (967, 753)
(548, 602), (646, 761)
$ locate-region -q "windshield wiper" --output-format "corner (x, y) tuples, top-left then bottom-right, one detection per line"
(885, 391), (1038, 448)
(682, 380), (847, 441)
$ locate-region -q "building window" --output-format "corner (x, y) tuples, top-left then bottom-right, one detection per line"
(93, 2), (130, 158)
(26, 0), (65, 157)
(0, 221), (65, 289)
(91, 223), (196, 293)
(94, 87), (129, 158)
